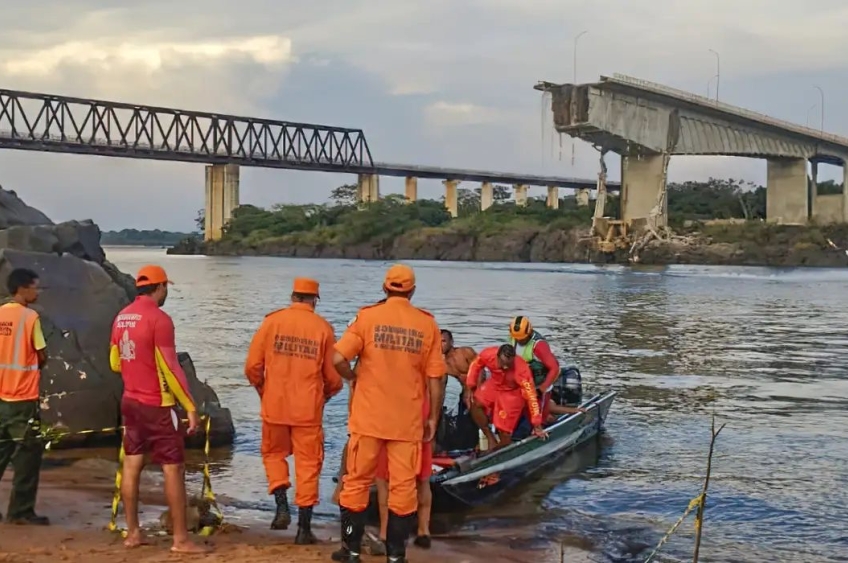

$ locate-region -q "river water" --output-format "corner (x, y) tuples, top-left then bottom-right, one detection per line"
(103, 247), (848, 563)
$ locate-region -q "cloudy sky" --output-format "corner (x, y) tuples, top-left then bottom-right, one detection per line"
(2, 0), (848, 231)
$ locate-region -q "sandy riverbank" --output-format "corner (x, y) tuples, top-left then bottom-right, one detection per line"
(0, 457), (590, 562)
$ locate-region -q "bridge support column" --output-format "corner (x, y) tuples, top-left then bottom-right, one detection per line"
(481, 182), (494, 211)
(766, 158), (808, 224)
(575, 188), (590, 207)
(844, 162), (848, 223)
(546, 186), (559, 209)
(621, 154), (667, 227)
(443, 180), (459, 217)
(357, 174), (380, 204)
(514, 184), (528, 207)
(204, 164), (240, 242)
(404, 176), (418, 203)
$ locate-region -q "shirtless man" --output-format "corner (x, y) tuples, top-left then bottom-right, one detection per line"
(441, 329), (476, 391)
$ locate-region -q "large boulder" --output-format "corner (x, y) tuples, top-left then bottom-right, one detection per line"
(0, 187), (54, 228)
(0, 187), (234, 448)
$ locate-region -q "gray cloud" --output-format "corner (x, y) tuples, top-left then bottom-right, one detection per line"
(2, 1), (848, 230)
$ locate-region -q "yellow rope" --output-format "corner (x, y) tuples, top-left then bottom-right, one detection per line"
(100, 416), (223, 537)
(642, 493), (706, 563)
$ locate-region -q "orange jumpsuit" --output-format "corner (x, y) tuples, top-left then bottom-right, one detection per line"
(336, 297), (446, 517)
(244, 300), (343, 508)
(467, 347), (542, 434)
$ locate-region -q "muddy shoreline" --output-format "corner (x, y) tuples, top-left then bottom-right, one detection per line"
(169, 224), (848, 268)
(0, 452), (588, 562)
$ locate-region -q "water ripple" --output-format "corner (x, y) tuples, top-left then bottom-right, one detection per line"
(105, 249), (848, 563)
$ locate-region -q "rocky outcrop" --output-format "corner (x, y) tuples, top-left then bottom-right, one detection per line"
(173, 222), (848, 268)
(0, 188), (234, 447)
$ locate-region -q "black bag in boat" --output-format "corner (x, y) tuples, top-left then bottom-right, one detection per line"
(434, 395), (479, 454)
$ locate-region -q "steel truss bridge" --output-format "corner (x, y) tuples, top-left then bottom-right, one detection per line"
(0, 88), (618, 191)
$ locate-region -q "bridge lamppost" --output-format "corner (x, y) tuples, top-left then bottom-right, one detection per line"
(571, 30), (589, 166)
(707, 74), (719, 99)
(806, 103), (819, 128)
(573, 30), (588, 84)
(708, 49), (720, 102)
(813, 85), (825, 134)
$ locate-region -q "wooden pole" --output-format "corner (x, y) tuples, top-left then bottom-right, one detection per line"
(692, 415), (725, 563)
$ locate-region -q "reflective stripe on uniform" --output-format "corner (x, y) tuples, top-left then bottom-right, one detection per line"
(0, 307), (38, 372)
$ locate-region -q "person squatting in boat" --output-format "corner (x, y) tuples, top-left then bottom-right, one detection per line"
(465, 344), (548, 452)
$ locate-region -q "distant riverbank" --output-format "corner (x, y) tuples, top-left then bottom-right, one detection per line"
(102, 228), (193, 247)
(169, 221), (848, 268)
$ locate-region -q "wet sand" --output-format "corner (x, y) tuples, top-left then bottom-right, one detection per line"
(0, 459), (590, 562)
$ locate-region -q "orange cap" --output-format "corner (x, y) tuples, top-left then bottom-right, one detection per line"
(383, 264), (416, 292)
(135, 265), (172, 287)
(292, 277), (320, 296)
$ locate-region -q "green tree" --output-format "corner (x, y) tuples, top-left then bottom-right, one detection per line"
(330, 184), (358, 206)
(195, 208), (205, 234)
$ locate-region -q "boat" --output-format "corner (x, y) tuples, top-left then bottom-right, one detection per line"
(339, 368), (615, 515)
(427, 389), (616, 511)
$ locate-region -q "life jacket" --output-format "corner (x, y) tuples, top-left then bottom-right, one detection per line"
(509, 330), (549, 387)
(0, 304), (41, 402)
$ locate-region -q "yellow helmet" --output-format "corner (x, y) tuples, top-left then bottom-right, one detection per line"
(509, 316), (533, 341)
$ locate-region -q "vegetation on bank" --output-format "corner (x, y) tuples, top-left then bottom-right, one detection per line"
(208, 178), (846, 248)
(101, 228), (192, 246)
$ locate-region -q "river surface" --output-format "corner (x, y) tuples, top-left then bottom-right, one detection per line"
(103, 247), (848, 563)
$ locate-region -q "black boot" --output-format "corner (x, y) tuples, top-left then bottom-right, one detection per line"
(385, 511), (415, 563)
(270, 486), (291, 530)
(295, 505), (318, 545)
(333, 508), (365, 562)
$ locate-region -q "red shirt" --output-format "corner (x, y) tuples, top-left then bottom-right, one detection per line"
(109, 296), (196, 412)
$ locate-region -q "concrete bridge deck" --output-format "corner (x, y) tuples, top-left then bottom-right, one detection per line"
(536, 74), (848, 227)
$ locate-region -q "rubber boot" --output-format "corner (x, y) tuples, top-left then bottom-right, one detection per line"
(333, 508), (365, 562)
(295, 506), (318, 545)
(385, 511), (415, 563)
(270, 486), (291, 530)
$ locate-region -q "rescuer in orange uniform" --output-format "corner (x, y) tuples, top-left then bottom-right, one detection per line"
(333, 264), (446, 563)
(244, 277), (343, 544)
(0, 268), (49, 526)
(109, 265), (208, 554)
(466, 344), (548, 451)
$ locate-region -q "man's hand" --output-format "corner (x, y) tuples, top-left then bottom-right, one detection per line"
(256, 383), (264, 398)
(531, 425), (549, 440)
(187, 411), (201, 435)
(464, 387), (475, 410)
(424, 417), (438, 443)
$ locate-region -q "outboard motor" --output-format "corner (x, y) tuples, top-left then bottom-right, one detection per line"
(552, 366), (582, 406)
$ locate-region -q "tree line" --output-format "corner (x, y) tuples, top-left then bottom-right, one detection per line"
(191, 178), (843, 243)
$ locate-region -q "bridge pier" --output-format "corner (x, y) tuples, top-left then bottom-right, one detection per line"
(404, 176), (418, 203)
(766, 158), (808, 224)
(443, 180), (459, 217)
(546, 186), (559, 209)
(514, 184), (528, 207)
(204, 164), (240, 242)
(481, 182), (494, 211)
(357, 173), (380, 204)
(621, 154), (667, 227)
(811, 160), (848, 224)
(844, 162), (848, 223)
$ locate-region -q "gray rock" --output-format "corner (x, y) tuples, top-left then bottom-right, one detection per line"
(0, 225), (60, 255)
(55, 220), (105, 264)
(0, 187), (234, 448)
(0, 187), (53, 228)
